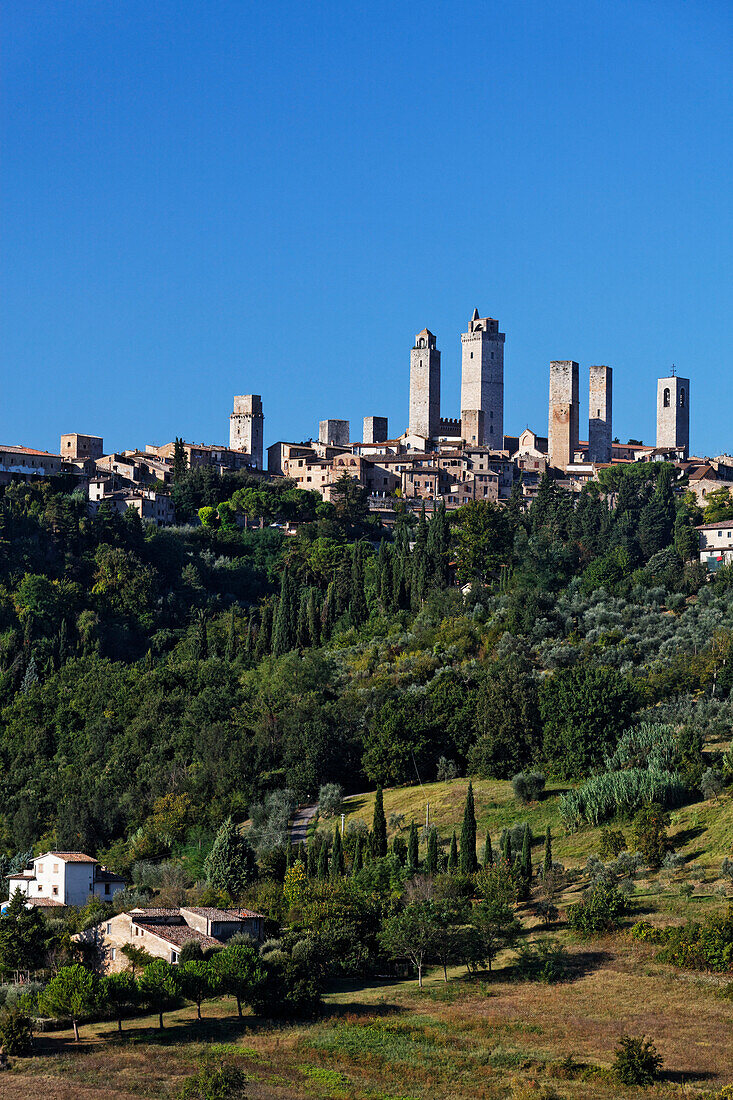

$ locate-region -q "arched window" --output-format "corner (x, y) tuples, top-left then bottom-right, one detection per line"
(680, 388), (686, 408)
(663, 387), (671, 408)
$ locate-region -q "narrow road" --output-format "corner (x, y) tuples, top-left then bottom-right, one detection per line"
(290, 803), (318, 845)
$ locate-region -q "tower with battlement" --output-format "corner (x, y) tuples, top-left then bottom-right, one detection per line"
(656, 373), (689, 454)
(460, 309), (504, 447)
(230, 395), (264, 468)
(548, 361), (579, 470)
(588, 365), (612, 463)
(409, 329), (441, 439)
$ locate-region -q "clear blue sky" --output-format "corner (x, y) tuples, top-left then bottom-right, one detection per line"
(3, 0), (732, 457)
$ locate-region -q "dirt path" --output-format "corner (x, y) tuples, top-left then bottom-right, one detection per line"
(290, 804), (317, 845)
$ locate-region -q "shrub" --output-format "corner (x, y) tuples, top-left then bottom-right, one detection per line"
(513, 938), (569, 983)
(178, 1057), (246, 1099)
(0, 1004), (33, 1054)
(179, 940), (205, 963)
(629, 804), (669, 868)
(568, 882), (627, 936)
(654, 906), (733, 971)
(612, 1034), (662, 1086)
(598, 828), (626, 860)
(701, 768), (724, 800)
(317, 784), (343, 818)
(436, 757), (459, 782)
(512, 771), (546, 804)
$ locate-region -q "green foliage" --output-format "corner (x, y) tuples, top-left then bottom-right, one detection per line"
(177, 960), (219, 1019)
(0, 889), (48, 975)
(211, 943), (264, 1017)
(470, 658), (541, 779)
(513, 938), (569, 983)
(138, 959), (180, 1028)
(453, 501), (514, 584)
(559, 769), (687, 829)
(379, 901), (441, 987)
(38, 964), (98, 1040)
(598, 828), (627, 860)
(458, 781), (477, 874)
(629, 804), (669, 868)
(317, 784), (343, 818)
(512, 771), (545, 804)
(178, 1057), (246, 1100)
(568, 882), (627, 937)
(0, 1003), (33, 1054)
(204, 818), (257, 896)
(612, 1035), (663, 1086)
(371, 788), (387, 858)
(652, 906), (733, 972)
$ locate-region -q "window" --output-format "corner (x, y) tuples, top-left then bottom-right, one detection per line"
(52, 886), (58, 896)
(718, 531), (723, 538)
(470, 352), (473, 359)
(172, 951), (179, 964)
(38, 864), (43, 874)
(680, 388), (686, 408)
(38, 884), (42, 891)
(111, 948), (116, 961)
(105, 883), (110, 895)
(663, 387), (670, 408)
(107, 923), (112, 934)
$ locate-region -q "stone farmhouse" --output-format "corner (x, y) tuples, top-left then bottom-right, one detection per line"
(76, 906), (265, 973)
(5, 851), (125, 910)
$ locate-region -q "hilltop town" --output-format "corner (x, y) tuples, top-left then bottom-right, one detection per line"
(3, 308), (732, 570)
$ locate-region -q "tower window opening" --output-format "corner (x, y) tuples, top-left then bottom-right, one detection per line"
(680, 389), (686, 407)
(663, 387), (671, 408)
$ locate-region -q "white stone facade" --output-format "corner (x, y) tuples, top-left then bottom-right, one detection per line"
(409, 329), (441, 440)
(588, 365), (612, 463)
(656, 376), (689, 455)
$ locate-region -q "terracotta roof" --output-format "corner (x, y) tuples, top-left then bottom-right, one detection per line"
(133, 922), (220, 949)
(37, 851), (97, 863)
(6, 871), (35, 880)
(129, 907), (181, 917)
(26, 898), (65, 908)
(0, 444), (62, 457)
(696, 522), (733, 530)
(181, 906), (264, 921)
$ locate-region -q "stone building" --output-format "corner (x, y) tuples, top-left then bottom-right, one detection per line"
(362, 416), (389, 444)
(229, 395), (264, 469)
(0, 445), (63, 483)
(319, 419), (350, 446)
(409, 329), (441, 440)
(548, 360), (579, 470)
(460, 309), (505, 447)
(588, 365), (612, 463)
(657, 374), (689, 456)
(6, 851), (124, 909)
(60, 433), (104, 461)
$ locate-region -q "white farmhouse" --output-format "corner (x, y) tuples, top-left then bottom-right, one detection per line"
(697, 522), (733, 571)
(5, 851), (125, 908)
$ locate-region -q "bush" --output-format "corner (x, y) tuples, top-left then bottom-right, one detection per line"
(701, 768), (724, 800)
(436, 757), (459, 782)
(654, 906), (733, 971)
(512, 771), (546, 804)
(598, 828), (626, 860)
(568, 882), (627, 936)
(317, 784), (343, 818)
(0, 1004), (33, 1054)
(612, 1034), (662, 1086)
(629, 804), (669, 868)
(513, 938), (569, 983)
(178, 1057), (246, 1099)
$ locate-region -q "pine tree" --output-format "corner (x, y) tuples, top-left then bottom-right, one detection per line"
(372, 787), (387, 857)
(330, 829), (344, 877)
(407, 821), (419, 873)
(352, 834), (363, 876)
(482, 832), (494, 868)
(458, 781), (478, 874)
(543, 825), (553, 877)
(317, 841), (329, 881)
(204, 817), (257, 895)
(448, 831), (458, 872)
(425, 827), (438, 875)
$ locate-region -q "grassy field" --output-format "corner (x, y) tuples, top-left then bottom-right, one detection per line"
(325, 777), (733, 879)
(4, 933), (733, 1099)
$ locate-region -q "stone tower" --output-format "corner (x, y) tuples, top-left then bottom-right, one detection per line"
(548, 361), (579, 470)
(319, 419), (350, 446)
(409, 329), (440, 440)
(588, 365), (613, 463)
(363, 416), (388, 444)
(230, 394), (264, 469)
(656, 373), (689, 454)
(460, 309), (504, 447)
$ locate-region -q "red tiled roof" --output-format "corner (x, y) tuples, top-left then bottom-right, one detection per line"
(133, 922), (220, 949)
(0, 444), (62, 457)
(181, 906), (264, 921)
(6, 871), (35, 880)
(37, 851), (97, 863)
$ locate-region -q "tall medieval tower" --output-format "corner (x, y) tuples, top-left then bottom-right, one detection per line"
(548, 360), (579, 470)
(230, 394), (264, 468)
(656, 373), (689, 455)
(460, 309), (504, 447)
(588, 365), (613, 463)
(409, 329), (441, 440)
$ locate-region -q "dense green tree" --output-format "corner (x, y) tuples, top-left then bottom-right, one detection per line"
(38, 964), (98, 1042)
(330, 828), (345, 878)
(204, 817), (257, 896)
(0, 889), (48, 975)
(407, 821), (419, 873)
(212, 943), (264, 1017)
(371, 787), (387, 858)
(453, 501), (514, 584)
(458, 781), (478, 874)
(138, 959), (180, 1029)
(470, 658), (541, 778)
(425, 827), (439, 875)
(379, 900), (441, 988)
(101, 971), (139, 1034)
(448, 831), (458, 872)
(177, 960), (219, 1020)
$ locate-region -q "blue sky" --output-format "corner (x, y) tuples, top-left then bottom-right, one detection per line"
(3, 0), (732, 457)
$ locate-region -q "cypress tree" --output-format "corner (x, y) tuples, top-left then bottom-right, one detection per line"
(448, 831), (458, 872)
(521, 825), (532, 884)
(306, 588), (320, 647)
(255, 599), (274, 659)
(296, 589), (310, 648)
(58, 619), (69, 666)
(482, 831), (494, 868)
(173, 436), (188, 482)
(334, 557), (351, 615)
(425, 827), (438, 874)
(285, 840), (294, 868)
(372, 787), (387, 857)
(225, 608), (237, 663)
(458, 781), (478, 874)
(352, 834), (363, 876)
(203, 817), (257, 894)
(331, 829), (344, 877)
(543, 825), (553, 877)
(504, 834), (512, 865)
(350, 542), (368, 623)
(317, 841), (329, 881)
(407, 821), (419, 873)
(272, 571), (295, 655)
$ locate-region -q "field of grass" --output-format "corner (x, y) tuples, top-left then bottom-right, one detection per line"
(5, 933), (733, 1099)
(326, 777), (733, 878)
